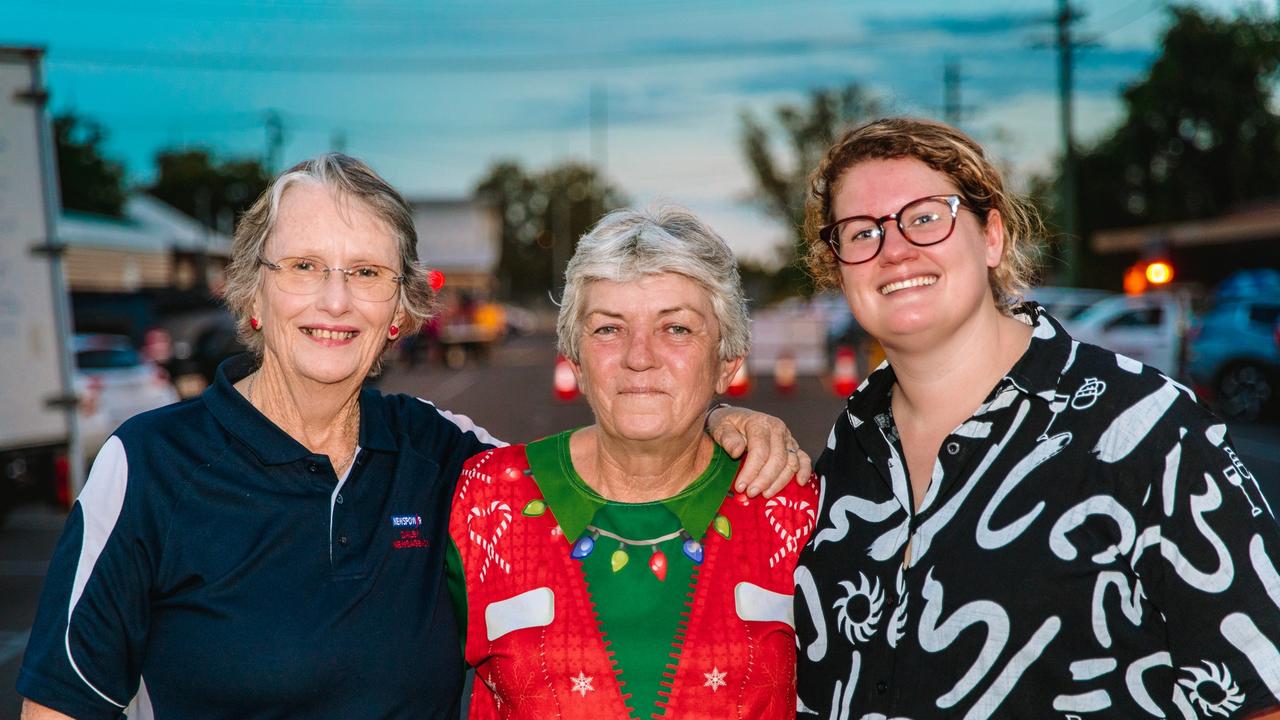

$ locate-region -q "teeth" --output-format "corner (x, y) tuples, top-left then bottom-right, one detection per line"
(880, 276), (938, 295)
(304, 328), (357, 340)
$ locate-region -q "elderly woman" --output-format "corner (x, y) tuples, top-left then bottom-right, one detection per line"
(18, 156), (803, 719)
(448, 206), (818, 720)
(794, 117), (1280, 719)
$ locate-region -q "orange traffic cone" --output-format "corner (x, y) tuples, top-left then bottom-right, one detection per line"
(553, 354), (579, 401)
(832, 345), (859, 397)
(726, 362), (751, 397)
(774, 351), (797, 395)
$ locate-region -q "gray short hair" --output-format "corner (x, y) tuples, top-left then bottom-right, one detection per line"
(556, 205), (750, 363)
(223, 153), (436, 372)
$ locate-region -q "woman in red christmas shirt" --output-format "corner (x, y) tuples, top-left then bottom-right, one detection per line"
(447, 205), (817, 720)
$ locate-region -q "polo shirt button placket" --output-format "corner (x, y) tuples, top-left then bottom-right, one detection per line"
(307, 461), (321, 474)
(337, 535), (350, 547)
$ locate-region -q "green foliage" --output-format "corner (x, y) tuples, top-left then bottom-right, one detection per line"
(147, 149), (270, 233)
(53, 112), (127, 217)
(1047, 5), (1280, 286)
(475, 160), (625, 303)
(739, 84), (881, 299)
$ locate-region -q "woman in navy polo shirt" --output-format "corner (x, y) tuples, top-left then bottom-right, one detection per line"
(17, 154), (806, 720)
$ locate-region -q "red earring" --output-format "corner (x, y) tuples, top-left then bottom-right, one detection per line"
(250, 317), (262, 331)
(389, 324), (399, 338)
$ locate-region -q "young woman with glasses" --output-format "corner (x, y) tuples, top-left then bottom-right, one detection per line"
(794, 117), (1280, 719)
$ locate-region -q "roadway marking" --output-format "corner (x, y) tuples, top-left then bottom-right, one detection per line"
(430, 370), (479, 405)
(0, 629), (31, 666)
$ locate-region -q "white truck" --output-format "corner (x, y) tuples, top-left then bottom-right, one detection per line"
(0, 46), (81, 524)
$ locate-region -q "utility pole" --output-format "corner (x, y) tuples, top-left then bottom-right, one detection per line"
(943, 59), (962, 126)
(264, 110), (284, 175)
(1055, 0), (1083, 285)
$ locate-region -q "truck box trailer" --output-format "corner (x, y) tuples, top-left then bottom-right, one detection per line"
(0, 46), (80, 523)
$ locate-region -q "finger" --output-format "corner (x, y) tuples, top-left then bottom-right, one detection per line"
(734, 420), (773, 493)
(794, 450), (814, 486)
(746, 424), (789, 497)
(760, 449), (802, 498)
(715, 425), (748, 459)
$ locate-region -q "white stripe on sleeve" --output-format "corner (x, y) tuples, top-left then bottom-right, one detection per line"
(418, 399), (508, 448)
(66, 435), (129, 708)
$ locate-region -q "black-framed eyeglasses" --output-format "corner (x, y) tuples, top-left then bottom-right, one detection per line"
(259, 256), (405, 302)
(819, 194), (966, 265)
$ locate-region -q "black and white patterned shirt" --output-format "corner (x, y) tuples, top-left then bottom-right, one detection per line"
(795, 303), (1280, 719)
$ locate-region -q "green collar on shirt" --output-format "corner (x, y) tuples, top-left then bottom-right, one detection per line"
(524, 429), (736, 542)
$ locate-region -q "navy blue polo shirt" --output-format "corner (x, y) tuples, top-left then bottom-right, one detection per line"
(18, 355), (501, 719)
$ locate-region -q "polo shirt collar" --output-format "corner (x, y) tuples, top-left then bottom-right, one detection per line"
(844, 301), (1076, 424)
(525, 430), (734, 542)
(204, 354), (397, 466)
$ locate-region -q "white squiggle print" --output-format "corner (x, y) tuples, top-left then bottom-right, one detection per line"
(912, 401), (1032, 565)
(1069, 658), (1117, 680)
(1161, 429), (1186, 517)
(868, 516), (911, 562)
(811, 495), (900, 550)
(1131, 473), (1234, 593)
(882, 430), (911, 517)
(1116, 354), (1144, 374)
(963, 616), (1061, 720)
(794, 565), (828, 663)
(1091, 571), (1145, 649)
(918, 569), (1009, 710)
(1221, 613), (1280, 703)
(829, 650), (861, 720)
(976, 432), (1069, 550)
(1124, 651), (1172, 717)
(888, 565), (908, 649)
(1093, 380), (1181, 463)
(1049, 495), (1136, 564)
(1249, 534), (1280, 611)
(1052, 690), (1110, 713)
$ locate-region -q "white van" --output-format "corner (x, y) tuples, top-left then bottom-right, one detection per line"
(1068, 291), (1195, 378)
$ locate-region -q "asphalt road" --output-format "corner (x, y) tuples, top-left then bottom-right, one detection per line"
(1, 331), (1277, 717)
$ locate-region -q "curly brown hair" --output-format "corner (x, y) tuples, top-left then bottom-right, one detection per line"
(803, 117), (1043, 310)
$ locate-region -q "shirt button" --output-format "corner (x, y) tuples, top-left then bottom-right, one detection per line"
(876, 680), (888, 695)
(307, 462), (320, 473)
(337, 535), (350, 547)
(946, 441), (960, 455)
(335, 494), (344, 505)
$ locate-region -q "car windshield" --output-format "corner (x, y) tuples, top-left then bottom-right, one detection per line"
(77, 347), (141, 370)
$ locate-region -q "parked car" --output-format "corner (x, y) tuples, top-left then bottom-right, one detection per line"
(1186, 296), (1280, 422)
(1069, 290), (1196, 379)
(74, 334), (181, 460)
(1024, 286), (1116, 333)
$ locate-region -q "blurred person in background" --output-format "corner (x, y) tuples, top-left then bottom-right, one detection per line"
(794, 117), (1280, 719)
(449, 206), (816, 719)
(17, 155), (804, 719)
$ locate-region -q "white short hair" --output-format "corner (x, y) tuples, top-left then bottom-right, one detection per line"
(556, 205), (750, 363)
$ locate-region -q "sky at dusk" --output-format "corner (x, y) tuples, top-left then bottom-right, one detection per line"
(1, 0), (1266, 265)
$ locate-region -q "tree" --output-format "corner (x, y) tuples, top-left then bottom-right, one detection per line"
(53, 112), (127, 217)
(1043, 6), (1280, 286)
(739, 84), (881, 298)
(147, 149), (270, 234)
(475, 160), (625, 303)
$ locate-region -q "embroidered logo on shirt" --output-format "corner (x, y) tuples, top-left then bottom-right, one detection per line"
(391, 514), (429, 549)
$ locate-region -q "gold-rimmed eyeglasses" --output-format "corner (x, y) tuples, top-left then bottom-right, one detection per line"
(259, 256), (404, 302)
